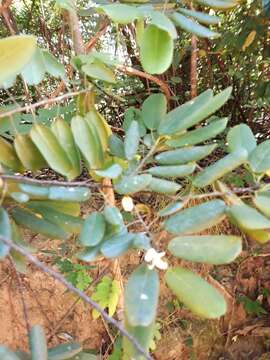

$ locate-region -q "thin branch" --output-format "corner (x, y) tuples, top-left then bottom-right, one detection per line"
(116, 65), (171, 101)
(0, 89), (91, 119)
(0, 174), (113, 189)
(0, 236), (152, 360)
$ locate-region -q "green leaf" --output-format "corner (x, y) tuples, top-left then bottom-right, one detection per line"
(164, 199), (226, 234)
(29, 325), (47, 360)
(195, 0), (238, 10)
(228, 203), (270, 230)
(95, 164), (122, 179)
(123, 107), (146, 137)
(30, 124), (73, 179)
(165, 267), (226, 318)
(159, 87), (232, 135)
(12, 207), (68, 240)
(109, 134), (125, 159)
(0, 346), (21, 360)
(48, 343), (82, 360)
(14, 134), (47, 172)
(21, 48), (46, 85)
(51, 118), (81, 179)
(147, 177), (181, 194)
(0, 136), (23, 172)
(71, 115), (104, 170)
(114, 174), (152, 194)
(155, 144), (217, 165)
(166, 118), (228, 147)
(82, 60), (116, 83)
(42, 50), (66, 79)
(100, 4), (141, 24)
(77, 245), (101, 262)
(19, 184), (49, 198)
(48, 186), (91, 202)
(147, 163), (195, 178)
(92, 276), (120, 319)
(124, 120), (140, 160)
(26, 205), (83, 234)
(140, 24), (174, 74)
(132, 233), (151, 250)
(0, 208), (11, 258)
(100, 233), (134, 258)
(141, 93), (167, 130)
(171, 12), (220, 39)
(178, 8), (221, 25)
(227, 124), (256, 154)
(168, 235), (242, 264)
(0, 35), (37, 86)
(125, 264), (159, 326)
(149, 11), (177, 39)
(254, 193), (270, 218)
(103, 206), (124, 226)
(193, 148), (248, 188)
(158, 201), (185, 217)
(122, 320), (154, 360)
(80, 212), (106, 246)
(27, 200), (80, 217)
(249, 140), (270, 173)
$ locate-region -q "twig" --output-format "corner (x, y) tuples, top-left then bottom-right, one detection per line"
(116, 65), (171, 100)
(0, 236), (152, 360)
(0, 89), (91, 119)
(0, 174), (112, 189)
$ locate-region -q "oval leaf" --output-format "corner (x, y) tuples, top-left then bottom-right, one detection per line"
(124, 264), (159, 326)
(80, 212), (106, 246)
(249, 140), (270, 173)
(227, 124), (256, 154)
(166, 118), (228, 147)
(142, 93), (167, 130)
(165, 267), (226, 318)
(140, 24), (173, 75)
(147, 163), (196, 178)
(228, 203), (270, 230)
(168, 235), (242, 264)
(0, 35), (37, 86)
(193, 148), (248, 188)
(155, 144), (217, 165)
(124, 120), (140, 160)
(114, 174), (152, 194)
(148, 177), (181, 194)
(164, 199), (226, 234)
(159, 87), (232, 135)
(171, 12), (220, 39)
(29, 325), (47, 360)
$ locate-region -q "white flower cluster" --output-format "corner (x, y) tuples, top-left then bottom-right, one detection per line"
(144, 248), (168, 270)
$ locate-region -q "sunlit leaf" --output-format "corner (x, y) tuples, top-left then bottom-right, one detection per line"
(165, 267), (226, 318)
(0, 35), (37, 86)
(171, 12), (220, 39)
(227, 124), (256, 154)
(168, 235), (242, 264)
(193, 148), (248, 188)
(141, 93), (167, 130)
(166, 118), (228, 147)
(155, 144), (217, 165)
(140, 24), (174, 74)
(164, 200), (226, 234)
(125, 264), (159, 326)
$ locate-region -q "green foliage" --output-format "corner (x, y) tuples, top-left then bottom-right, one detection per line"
(238, 295), (267, 316)
(91, 276), (120, 319)
(55, 258), (93, 291)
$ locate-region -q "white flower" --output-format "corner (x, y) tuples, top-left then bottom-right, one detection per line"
(121, 196), (134, 212)
(144, 247), (168, 270)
